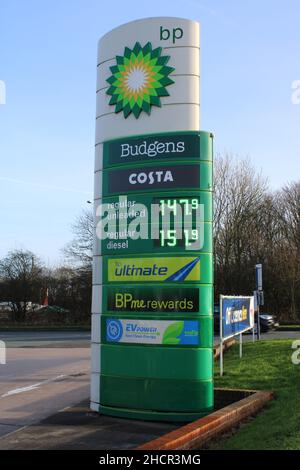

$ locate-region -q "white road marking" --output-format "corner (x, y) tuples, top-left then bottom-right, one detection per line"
(0, 374), (67, 398)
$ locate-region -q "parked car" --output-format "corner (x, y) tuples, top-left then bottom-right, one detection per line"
(247, 313), (279, 334)
(258, 313), (279, 332)
(213, 304), (220, 333)
(0, 302), (13, 312)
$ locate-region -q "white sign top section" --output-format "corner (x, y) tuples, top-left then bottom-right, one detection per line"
(98, 17), (200, 64)
(96, 17), (200, 142)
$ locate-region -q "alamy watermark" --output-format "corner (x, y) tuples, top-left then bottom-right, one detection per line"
(95, 196), (205, 251)
(0, 80), (6, 105)
(0, 341), (6, 365)
(291, 340), (300, 365)
(291, 80), (300, 104)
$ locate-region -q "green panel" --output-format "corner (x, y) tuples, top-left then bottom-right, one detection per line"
(101, 315), (213, 348)
(101, 222), (212, 255)
(100, 344), (213, 380)
(102, 284), (213, 316)
(100, 375), (214, 412)
(102, 253), (213, 284)
(101, 161), (212, 196)
(103, 130), (213, 168)
(100, 191), (213, 223)
(98, 405), (212, 422)
(93, 123), (215, 422)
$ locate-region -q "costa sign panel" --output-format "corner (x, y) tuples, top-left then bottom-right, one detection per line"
(102, 162), (212, 196)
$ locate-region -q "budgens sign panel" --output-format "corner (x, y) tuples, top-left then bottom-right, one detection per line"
(91, 17), (214, 422)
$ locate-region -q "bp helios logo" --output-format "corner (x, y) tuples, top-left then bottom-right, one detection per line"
(106, 319), (123, 342)
(106, 42), (175, 119)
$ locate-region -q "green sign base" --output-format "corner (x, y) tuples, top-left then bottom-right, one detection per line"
(98, 404), (213, 422)
(99, 366), (213, 422)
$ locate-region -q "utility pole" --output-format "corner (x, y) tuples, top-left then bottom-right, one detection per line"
(255, 264), (263, 340)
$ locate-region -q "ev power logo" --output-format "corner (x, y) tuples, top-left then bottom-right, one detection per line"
(105, 318), (199, 345)
(106, 319), (123, 342)
(106, 42), (175, 118)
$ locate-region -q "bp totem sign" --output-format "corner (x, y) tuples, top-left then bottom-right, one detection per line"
(91, 17), (214, 421)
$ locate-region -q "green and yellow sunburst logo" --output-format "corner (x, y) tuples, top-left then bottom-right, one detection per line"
(106, 42), (175, 119)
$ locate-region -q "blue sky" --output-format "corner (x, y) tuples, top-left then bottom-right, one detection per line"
(0, 0), (299, 264)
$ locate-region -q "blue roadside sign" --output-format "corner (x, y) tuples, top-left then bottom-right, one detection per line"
(221, 296), (254, 340)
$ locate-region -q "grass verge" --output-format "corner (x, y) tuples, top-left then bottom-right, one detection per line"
(213, 339), (300, 450)
(276, 325), (300, 331)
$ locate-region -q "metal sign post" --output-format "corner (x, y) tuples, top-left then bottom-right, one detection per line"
(220, 295), (223, 377)
(239, 333), (243, 358)
(255, 264), (263, 340)
(252, 290), (257, 342)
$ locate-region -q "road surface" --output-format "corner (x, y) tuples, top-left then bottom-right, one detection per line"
(241, 330), (300, 342)
(1, 328), (299, 348)
(0, 330), (91, 348)
(0, 348), (90, 438)
(0, 329), (299, 443)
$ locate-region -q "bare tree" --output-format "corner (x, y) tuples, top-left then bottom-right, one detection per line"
(46, 265), (92, 322)
(63, 209), (93, 265)
(213, 156), (300, 321)
(274, 182), (300, 320)
(0, 250), (44, 321)
(213, 154), (269, 295)
(61, 209), (93, 321)
(278, 182), (300, 248)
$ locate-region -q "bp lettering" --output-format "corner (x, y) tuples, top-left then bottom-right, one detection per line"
(160, 26), (184, 44)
